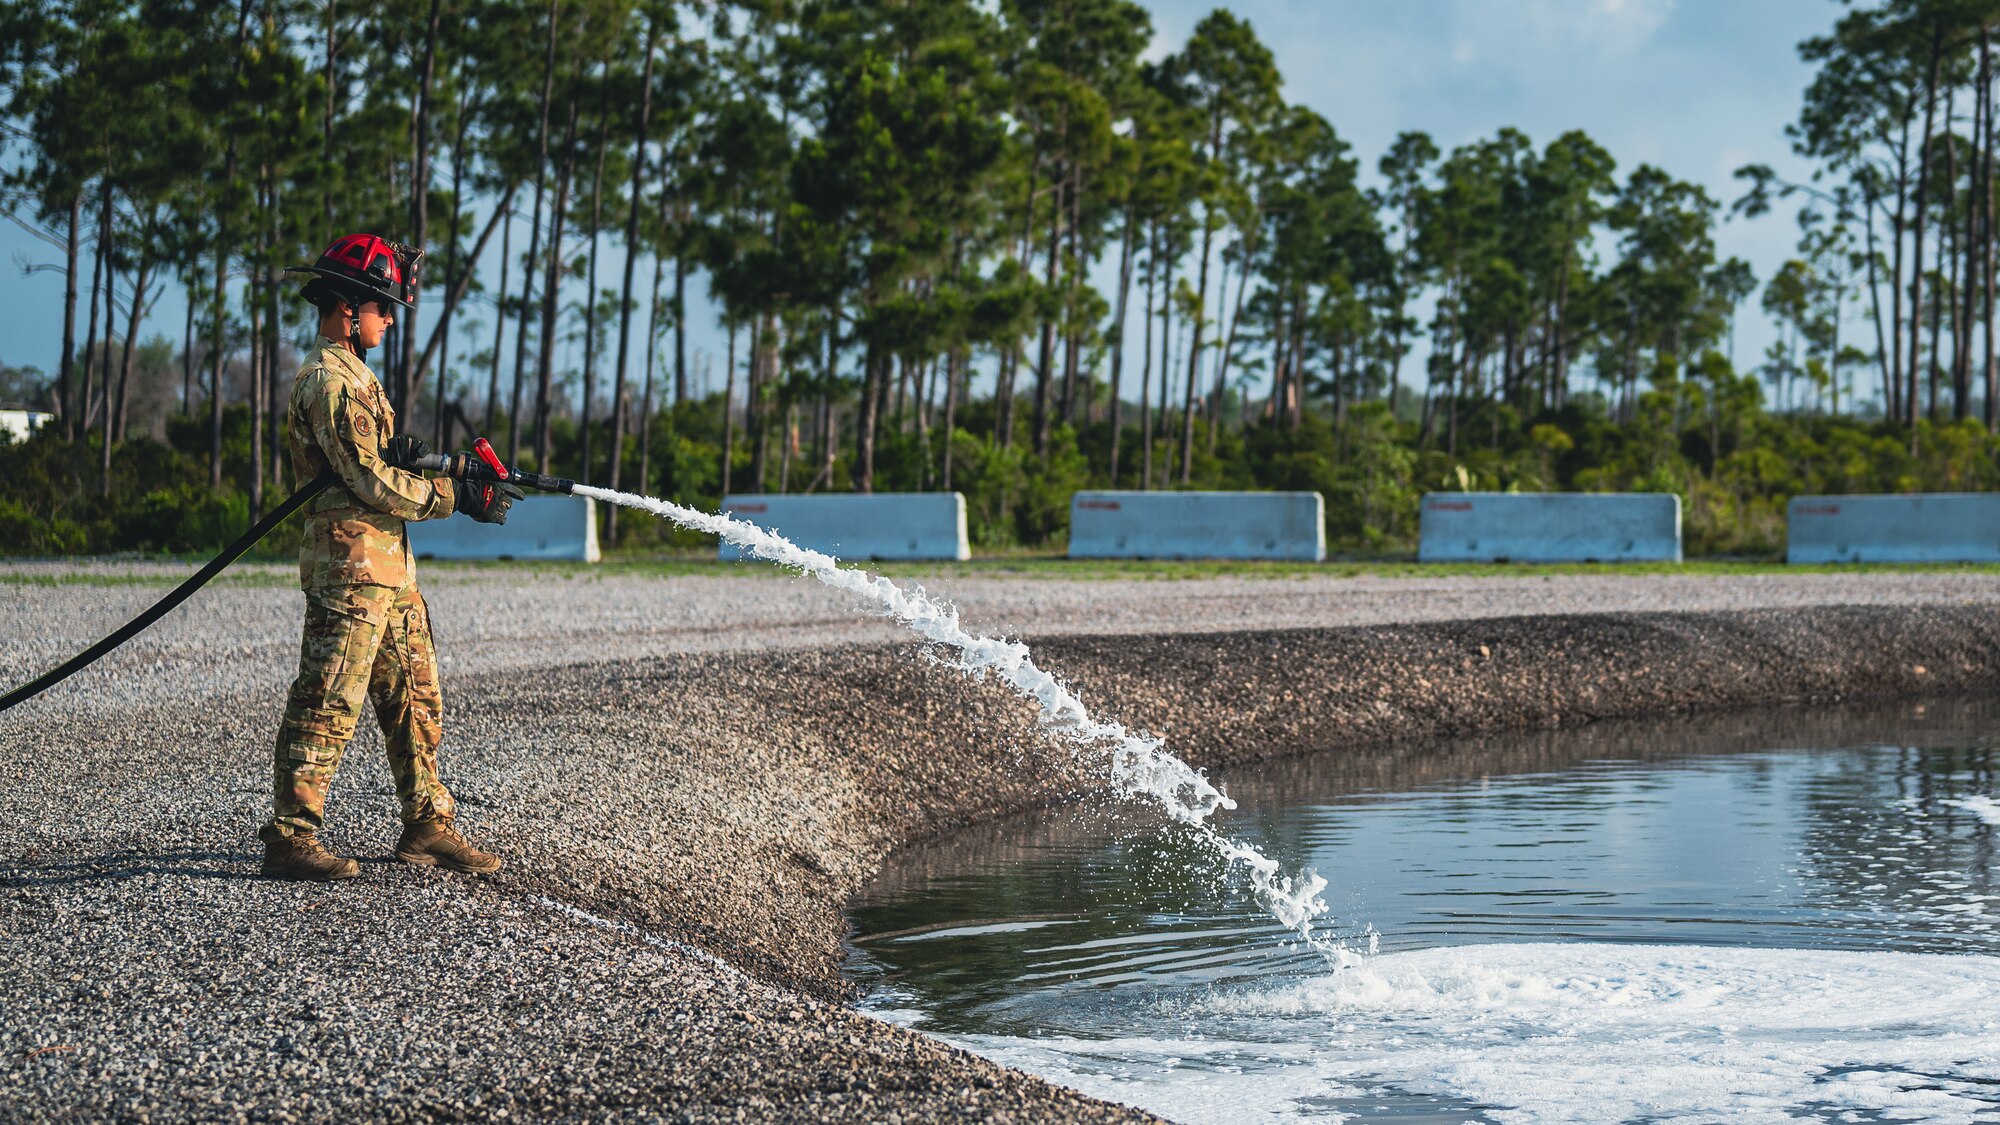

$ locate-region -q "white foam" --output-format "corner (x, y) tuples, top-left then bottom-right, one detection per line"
(1942, 795), (2000, 826)
(573, 486), (1330, 939)
(958, 1033), (1345, 1124)
(891, 919), (1082, 942)
(957, 942), (2000, 1124)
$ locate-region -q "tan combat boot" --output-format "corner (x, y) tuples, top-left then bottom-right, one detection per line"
(394, 820), (503, 874)
(259, 824), (361, 882)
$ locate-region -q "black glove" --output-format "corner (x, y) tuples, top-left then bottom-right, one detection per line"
(383, 434), (431, 470)
(455, 478), (525, 525)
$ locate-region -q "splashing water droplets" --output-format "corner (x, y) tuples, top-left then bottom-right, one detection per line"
(574, 485), (1333, 945)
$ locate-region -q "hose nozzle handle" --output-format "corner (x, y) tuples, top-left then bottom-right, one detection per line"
(472, 437), (510, 481)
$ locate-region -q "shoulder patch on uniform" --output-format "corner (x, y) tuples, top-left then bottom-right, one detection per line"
(352, 410), (373, 437)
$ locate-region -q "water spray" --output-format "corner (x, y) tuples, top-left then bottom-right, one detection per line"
(546, 478), (1333, 943)
(568, 482), (1332, 942)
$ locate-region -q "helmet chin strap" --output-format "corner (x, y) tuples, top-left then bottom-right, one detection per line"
(341, 301), (368, 363)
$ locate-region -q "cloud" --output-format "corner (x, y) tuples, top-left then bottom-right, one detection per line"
(1450, 0), (1674, 64)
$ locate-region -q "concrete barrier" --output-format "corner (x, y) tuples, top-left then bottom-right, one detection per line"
(718, 493), (971, 561)
(1066, 491), (1325, 561)
(1787, 493), (2000, 563)
(408, 495), (601, 562)
(1418, 492), (1682, 563)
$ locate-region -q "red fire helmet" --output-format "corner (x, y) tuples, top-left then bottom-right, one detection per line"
(292, 233), (422, 309)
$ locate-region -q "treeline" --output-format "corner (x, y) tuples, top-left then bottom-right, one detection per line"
(12, 377), (2000, 559)
(4, 0), (2000, 556)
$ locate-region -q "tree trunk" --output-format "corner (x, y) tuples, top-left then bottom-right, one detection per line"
(1060, 158), (1082, 426)
(1910, 21), (1942, 439)
(608, 17), (656, 537)
(1985, 26), (1998, 429)
(245, 241), (262, 512)
(107, 251), (151, 495)
(995, 347), (1017, 451)
(208, 188), (228, 489)
(265, 218), (283, 493)
(1176, 225), (1208, 480)
(856, 339), (879, 493)
(113, 255), (150, 443)
(1864, 180), (1892, 412)
(1288, 293), (1308, 432)
(581, 83), (610, 487)
(891, 349), (907, 427)
(818, 315), (838, 491)
(1265, 291), (1289, 427)
(1210, 229), (1255, 449)
(79, 187), (105, 450)
(1205, 247), (1231, 435)
(59, 194), (79, 439)
(322, 0), (338, 226)
(535, 96), (580, 469)
(1107, 208), (1135, 485)
(103, 221), (134, 444)
(779, 399), (796, 493)
(1159, 255), (1178, 486)
(915, 355), (935, 485)
(212, 0), (253, 488)
(436, 85), (474, 448)
(1332, 332), (1348, 427)
(181, 285), (195, 416)
(484, 201), (511, 434)
(673, 218), (689, 407)
(1033, 153), (1062, 458)
(749, 313), (775, 492)
(397, 0), (441, 418)
(513, 0), (560, 464)
(1930, 227), (1947, 422)
(1181, 202), (1215, 484)
(1949, 83), (1970, 422)
(1889, 97), (1914, 421)
(722, 320), (738, 494)
(941, 344), (962, 491)
(637, 252), (664, 502)
(1138, 219), (1155, 490)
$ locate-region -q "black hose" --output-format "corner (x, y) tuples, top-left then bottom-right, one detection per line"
(0, 471), (337, 715)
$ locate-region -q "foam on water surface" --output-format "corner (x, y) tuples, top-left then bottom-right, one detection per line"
(850, 712), (2000, 1123)
(937, 942), (2000, 1124)
(573, 486), (1330, 938)
(1941, 794), (2000, 826)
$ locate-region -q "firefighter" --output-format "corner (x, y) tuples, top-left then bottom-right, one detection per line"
(261, 233), (521, 881)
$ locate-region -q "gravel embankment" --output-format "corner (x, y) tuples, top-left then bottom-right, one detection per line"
(4, 563), (2000, 1121)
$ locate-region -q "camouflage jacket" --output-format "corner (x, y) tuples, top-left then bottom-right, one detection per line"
(288, 338), (457, 589)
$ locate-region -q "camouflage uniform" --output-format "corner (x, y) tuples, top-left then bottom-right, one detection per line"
(268, 337), (460, 838)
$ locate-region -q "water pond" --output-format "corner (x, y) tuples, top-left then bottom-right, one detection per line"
(847, 698), (2000, 1124)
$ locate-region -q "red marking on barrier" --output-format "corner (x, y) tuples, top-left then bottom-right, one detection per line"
(1428, 500), (1474, 511)
(1076, 499), (1122, 511)
(1795, 504), (1841, 516)
(728, 503), (769, 514)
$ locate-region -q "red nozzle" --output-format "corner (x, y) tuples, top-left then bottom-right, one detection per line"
(472, 437), (509, 481)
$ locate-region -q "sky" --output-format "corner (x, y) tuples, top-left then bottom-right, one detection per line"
(0, 0), (1840, 412)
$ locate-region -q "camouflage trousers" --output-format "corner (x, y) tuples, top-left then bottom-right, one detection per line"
(268, 583), (456, 837)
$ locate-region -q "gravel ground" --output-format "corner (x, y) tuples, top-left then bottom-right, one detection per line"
(5, 560), (2000, 1121)
(7, 561), (2000, 716)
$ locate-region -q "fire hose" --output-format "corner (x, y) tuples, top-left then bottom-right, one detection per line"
(0, 438), (567, 715)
